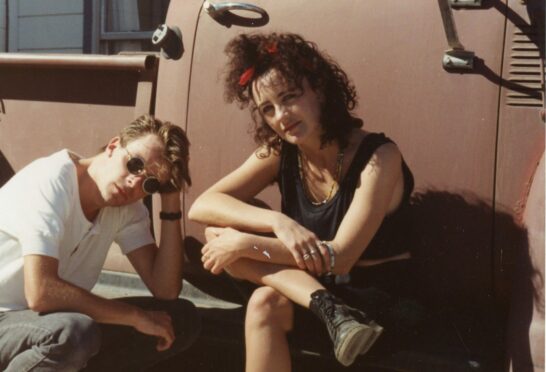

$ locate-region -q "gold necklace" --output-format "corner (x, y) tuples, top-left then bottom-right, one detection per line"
(297, 149), (344, 206)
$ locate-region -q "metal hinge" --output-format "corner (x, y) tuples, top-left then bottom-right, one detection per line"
(443, 49), (475, 69)
(438, 0), (476, 70)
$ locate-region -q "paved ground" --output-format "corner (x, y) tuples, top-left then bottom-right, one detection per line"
(148, 340), (347, 372)
(93, 271), (505, 372)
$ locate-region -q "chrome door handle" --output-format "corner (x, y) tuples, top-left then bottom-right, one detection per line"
(203, 1), (269, 28)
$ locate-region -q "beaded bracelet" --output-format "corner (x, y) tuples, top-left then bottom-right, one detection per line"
(320, 241), (336, 272)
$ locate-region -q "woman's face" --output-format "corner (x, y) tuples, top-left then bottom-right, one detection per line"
(252, 69), (323, 146)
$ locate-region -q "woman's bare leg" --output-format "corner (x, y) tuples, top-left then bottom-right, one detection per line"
(229, 260), (320, 371)
(227, 258), (324, 308)
(227, 258), (381, 367)
(245, 286), (293, 372)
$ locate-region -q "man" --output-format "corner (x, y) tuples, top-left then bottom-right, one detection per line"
(0, 115), (200, 371)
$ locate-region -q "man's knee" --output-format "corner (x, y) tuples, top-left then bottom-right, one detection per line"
(246, 287), (293, 331)
(162, 299), (201, 351)
(51, 313), (101, 368)
(112, 296), (201, 353)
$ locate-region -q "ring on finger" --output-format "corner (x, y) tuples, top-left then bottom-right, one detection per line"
(303, 253), (311, 260)
(309, 249), (317, 255)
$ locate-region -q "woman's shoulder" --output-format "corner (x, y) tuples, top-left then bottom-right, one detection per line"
(353, 130), (392, 145)
(252, 145), (283, 171)
(347, 130), (401, 173)
(233, 145), (282, 183)
(346, 129), (398, 157)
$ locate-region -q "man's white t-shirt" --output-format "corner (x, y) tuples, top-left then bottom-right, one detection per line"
(0, 150), (155, 311)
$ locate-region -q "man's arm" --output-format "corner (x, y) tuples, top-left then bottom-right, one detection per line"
(127, 192), (183, 300)
(23, 254), (175, 351)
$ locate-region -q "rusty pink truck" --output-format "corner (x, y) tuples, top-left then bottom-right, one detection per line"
(0, 1), (543, 371)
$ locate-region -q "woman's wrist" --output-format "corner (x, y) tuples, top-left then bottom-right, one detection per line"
(237, 233), (269, 260)
(238, 233), (255, 258)
(319, 241), (336, 273)
(270, 211), (288, 233)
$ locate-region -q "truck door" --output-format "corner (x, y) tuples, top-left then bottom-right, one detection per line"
(162, 0), (505, 300)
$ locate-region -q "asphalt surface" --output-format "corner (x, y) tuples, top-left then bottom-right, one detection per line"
(148, 340), (348, 372)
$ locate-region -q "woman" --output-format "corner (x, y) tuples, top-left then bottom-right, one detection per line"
(188, 32), (417, 371)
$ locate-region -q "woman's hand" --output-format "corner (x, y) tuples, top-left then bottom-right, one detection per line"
(201, 227), (247, 275)
(271, 213), (331, 276)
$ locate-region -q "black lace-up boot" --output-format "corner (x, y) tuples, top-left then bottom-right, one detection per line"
(309, 289), (383, 366)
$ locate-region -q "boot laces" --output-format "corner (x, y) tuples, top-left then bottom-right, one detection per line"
(322, 301), (350, 337)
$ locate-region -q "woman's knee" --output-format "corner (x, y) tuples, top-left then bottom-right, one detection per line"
(246, 287), (293, 332)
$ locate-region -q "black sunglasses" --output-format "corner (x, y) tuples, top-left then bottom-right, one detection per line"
(124, 148), (162, 194)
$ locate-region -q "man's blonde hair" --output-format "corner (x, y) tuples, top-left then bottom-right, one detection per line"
(119, 114), (191, 192)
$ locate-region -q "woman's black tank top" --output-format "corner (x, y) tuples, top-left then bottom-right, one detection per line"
(278, 133), (414, 260)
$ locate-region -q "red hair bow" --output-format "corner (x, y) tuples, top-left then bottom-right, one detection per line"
(238, 42), (277, 87)
(238, 66), (256, 86)
(265, 42), (278, 54)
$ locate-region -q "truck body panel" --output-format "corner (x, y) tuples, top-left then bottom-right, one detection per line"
(0, 0), (543, 370)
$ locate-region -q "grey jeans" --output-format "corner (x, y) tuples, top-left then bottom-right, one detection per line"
(0, 310), (100, 372)
(0, 297), (201, 372)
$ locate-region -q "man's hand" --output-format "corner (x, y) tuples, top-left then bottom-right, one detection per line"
(133, 309), (175, 351)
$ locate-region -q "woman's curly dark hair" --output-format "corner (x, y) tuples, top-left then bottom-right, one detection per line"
(224, 32), (362, 152)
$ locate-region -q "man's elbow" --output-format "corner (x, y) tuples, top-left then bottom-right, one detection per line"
(25, 287), (52, 312)
(151, 282), (182, 301)
(153, 292), (180, 301)
(27, 299), (49, 312)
